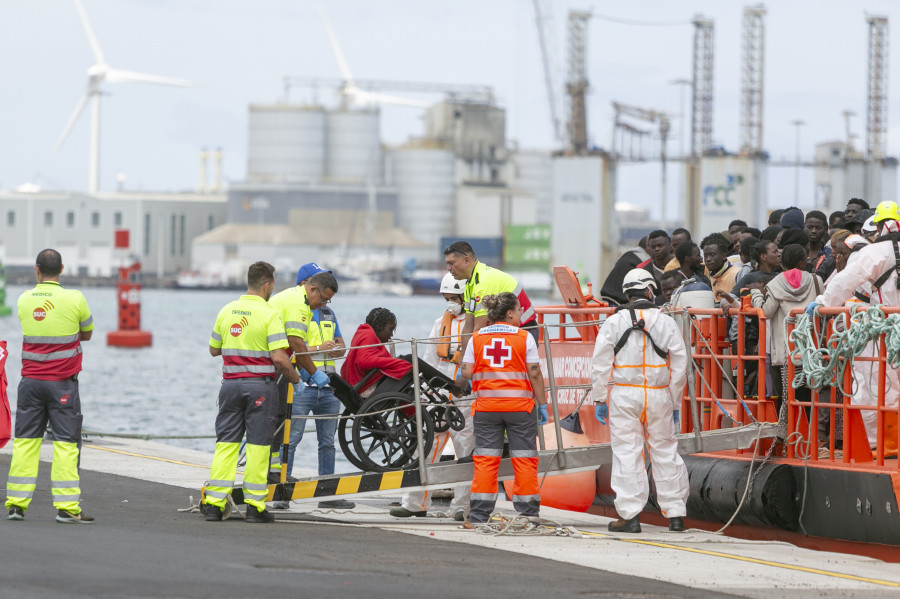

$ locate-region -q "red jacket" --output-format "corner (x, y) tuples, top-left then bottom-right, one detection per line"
(341, 324), (412, 392)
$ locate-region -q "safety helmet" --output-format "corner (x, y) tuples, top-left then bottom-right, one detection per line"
(862, 216), (878, 234)
(439, 272), (466, 295)
(622, 268), (658, 294)
(873, 200), (900, 223)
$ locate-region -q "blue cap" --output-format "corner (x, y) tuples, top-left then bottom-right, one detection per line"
(296, 262), (330, 285)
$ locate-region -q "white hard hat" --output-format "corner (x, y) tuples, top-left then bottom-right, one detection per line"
(862, 216), (878, 234)
(622, 268), (657, 294)
(440, 272), (466, 294)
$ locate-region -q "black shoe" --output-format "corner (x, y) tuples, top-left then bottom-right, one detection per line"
(270, 501), (291, 510)
(669, 517), (685, 532)
(245, 505), (275, 523)
(204, 504), (224, 521)
(390, 507), (427, 518)
(318, 499), (356, 509)
(453, 508), (466, 522)
(55, 509), (95, 524)
(7, 506), (24, 521)
(607, 515), (641, 533)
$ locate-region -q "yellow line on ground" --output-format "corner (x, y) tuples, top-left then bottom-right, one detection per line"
(580, 531), (900, 588)
(85, 444), (211, 470)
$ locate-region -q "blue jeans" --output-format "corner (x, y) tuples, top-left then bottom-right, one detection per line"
(287, 385), (341, 476)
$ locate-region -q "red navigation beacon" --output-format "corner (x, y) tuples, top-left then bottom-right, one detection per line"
(107, 229), (152, 348)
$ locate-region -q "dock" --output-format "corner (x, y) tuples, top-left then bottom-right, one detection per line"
(2, 437), (899, 598)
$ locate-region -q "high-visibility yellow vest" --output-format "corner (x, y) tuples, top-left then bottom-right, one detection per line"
(210, 294), (289, 379)
(18, 281), (93, 380)
(308, 306), (340, 373)
(268, 284), (313, 342)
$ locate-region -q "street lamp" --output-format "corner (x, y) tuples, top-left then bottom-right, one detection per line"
(791, 119), (805, 206)
(668, 78), (692, 160)
(669, 78), (692, 224)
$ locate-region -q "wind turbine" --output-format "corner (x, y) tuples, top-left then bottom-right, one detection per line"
(317, 7), (427, 109)
(54, 0), (191, 193)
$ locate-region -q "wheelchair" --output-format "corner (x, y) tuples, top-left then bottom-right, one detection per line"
(328, 355), (467, 473)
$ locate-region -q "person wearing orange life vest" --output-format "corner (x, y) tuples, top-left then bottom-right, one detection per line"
(6, 249), (94, 523)
(391, 273), (476, 521)
(591, 268), (689, 533)
(443, 241), (537, 357)
(460, 292), (548, 525)
(203, 262), (300, 524)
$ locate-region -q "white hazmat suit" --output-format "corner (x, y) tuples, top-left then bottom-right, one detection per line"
(816, 237), (900, 447)
(591, 305), (690, 520)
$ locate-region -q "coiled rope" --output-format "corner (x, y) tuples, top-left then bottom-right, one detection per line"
(789, 305), (900, 390)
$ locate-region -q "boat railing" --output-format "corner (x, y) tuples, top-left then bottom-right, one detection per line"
(536, 302), (776, 457)
(785, 305), (900, 469)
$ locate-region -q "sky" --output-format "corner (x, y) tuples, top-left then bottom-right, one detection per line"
(1, 0), (899, 220)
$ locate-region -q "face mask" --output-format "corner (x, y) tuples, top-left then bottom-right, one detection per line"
(446, 301), (462, 315)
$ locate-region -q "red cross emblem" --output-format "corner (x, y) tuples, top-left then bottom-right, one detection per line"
(483, 338), (512, 368)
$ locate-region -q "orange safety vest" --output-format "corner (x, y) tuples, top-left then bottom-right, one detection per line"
(436, 311), (462, 364)
(471, 325), (533, 413)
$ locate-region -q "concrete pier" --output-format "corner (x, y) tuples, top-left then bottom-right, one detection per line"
(2, 437), (899, 598)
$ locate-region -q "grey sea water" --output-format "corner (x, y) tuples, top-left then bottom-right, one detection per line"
(0, 285), (449, 474)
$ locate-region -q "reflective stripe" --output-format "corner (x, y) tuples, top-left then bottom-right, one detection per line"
(285, 321), (308, 332)
(470, 492), (498, 501)
(6, 476), (36, 485)
(222, 364), (276, 374)
(242, 482), (269, 491)
(267, 332), (287, 343)
(512, 494), (541, 502)
(474, 448), (503, 457)
(521, 306), (535, 321)
(221, 348), (271, 358)
(5, 489), (33, 499)
(509, 449), (538, 458)
(80, 316), (93, 328)
(614, 382), (668, 390)
(51, 480), (80, 488)
(474, 389), (533, 399)
(208, 479), (234, 487)
(210, 332), (222, 342)
(23, 334), (79, 344)
(471, 371), (528, 381)
(205, 490), (230, 500)
(51, 493), (81, 502)
(22, 348), (81, 361)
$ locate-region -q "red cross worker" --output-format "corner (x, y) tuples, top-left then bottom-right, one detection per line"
(460, 292), (547, 525)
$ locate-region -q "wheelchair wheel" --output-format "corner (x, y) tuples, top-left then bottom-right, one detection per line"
(428, 405), (452, 433)
(352, 393), (435, 472)
(337, 408), (368, 472)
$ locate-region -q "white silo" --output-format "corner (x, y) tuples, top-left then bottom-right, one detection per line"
(326, 109), (382, 183)
(391, 146), (455, 248)
(247, 104), (325, 183)
(511, 150), (553, 224)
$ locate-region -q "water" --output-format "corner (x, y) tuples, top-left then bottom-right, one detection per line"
(0, 285), (448, 474)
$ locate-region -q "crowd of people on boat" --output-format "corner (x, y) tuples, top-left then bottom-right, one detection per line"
(598, 198), (900, 460)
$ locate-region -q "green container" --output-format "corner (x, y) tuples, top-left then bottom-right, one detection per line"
(505, 224), (551, 246)
(504, 244), (551, 266)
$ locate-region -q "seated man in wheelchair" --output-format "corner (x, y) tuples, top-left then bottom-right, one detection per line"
(341, 307), (412, 397)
